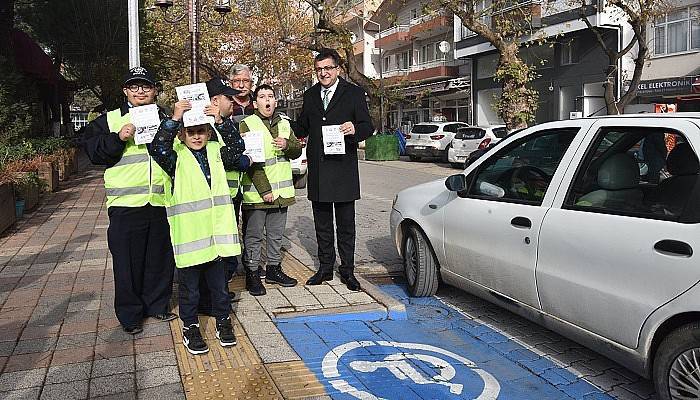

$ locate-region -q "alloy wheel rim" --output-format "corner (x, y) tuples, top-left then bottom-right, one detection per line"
(669, 348), (700, 399)
(404, 237), (417, 286)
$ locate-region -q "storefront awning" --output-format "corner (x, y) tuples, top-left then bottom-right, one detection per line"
(401, 77), (470, 97)
(637, 75), (700, 98)
(12, 29), (59, 86)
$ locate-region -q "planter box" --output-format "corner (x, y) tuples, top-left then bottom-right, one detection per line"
(38, 162), (59, 192)
(13, 173), (40, 212)
(0, 183), (16, 235)
(365, 134), (400, 161)
(58, 149), (78, 181)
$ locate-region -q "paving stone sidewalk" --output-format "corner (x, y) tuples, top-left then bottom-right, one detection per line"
(0, 158), (406, 400)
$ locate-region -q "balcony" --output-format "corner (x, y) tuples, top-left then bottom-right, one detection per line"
(408, 59), (460, 81)
(376, 25), (410, 50)
(382, 68), (410, 79)
(409, 11), (453, 39)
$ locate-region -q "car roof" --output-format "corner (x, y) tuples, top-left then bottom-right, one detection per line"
(582, 112), (700, 120)
(414, 121), (468, 126)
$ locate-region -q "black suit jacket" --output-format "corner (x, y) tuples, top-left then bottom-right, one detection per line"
(295, 78), (374, 202)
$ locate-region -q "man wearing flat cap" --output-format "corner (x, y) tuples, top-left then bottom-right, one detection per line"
(82, 66), (177, 334)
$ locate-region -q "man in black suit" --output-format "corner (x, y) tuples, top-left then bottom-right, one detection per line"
(294, 48), (374, 291)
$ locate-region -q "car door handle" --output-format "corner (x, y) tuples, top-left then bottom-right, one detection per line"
(511, 216), (532, 229)
(654, 240), (693, 257)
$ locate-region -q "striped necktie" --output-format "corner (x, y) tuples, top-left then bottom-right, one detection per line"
(322, 89), (330, 110)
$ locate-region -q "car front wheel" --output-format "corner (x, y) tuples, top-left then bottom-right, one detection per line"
(654, 322), (700, 400)
(403, 225), (439, 297)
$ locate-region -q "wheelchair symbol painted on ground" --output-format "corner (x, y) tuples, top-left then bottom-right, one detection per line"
(321, 340), (501, 399)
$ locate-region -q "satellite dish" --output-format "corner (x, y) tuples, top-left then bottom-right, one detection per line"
(438, 41), (451, 53)
(350, 33), (357, 43)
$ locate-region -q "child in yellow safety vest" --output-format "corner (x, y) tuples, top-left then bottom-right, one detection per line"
(148, 79), (247, 355)
(240, 84), (303, 296)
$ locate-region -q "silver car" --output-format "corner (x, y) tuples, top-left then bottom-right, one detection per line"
(390, 114), (700, 400)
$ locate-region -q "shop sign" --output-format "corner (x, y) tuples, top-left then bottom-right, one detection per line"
(637, 76), (697, 97)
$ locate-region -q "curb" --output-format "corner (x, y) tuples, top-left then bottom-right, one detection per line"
(282, 235), (407, 321)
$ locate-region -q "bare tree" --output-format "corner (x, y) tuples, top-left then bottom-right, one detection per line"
(438, 0), (545, 130)
(578, 0), (674, 115)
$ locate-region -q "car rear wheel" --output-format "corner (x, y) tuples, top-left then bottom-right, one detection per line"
(450, 162), (463, 169)
(403, 225), (439, 297)
(442, 145), (451, 163)
(653, 322), (700, 400)
(293, 173), (307, 189)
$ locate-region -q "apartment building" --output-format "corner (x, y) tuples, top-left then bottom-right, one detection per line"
(358, 0), (471, 132)
(630, 0), (700, 113)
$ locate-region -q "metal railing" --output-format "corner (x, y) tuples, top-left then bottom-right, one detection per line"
(409, 10), (448, 26)
(382, 68), (410, 78)
(378, 25), (409, 38)
(410, 59), (460, 71)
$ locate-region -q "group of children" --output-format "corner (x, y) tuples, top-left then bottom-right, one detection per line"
(148, 77), (301, 355)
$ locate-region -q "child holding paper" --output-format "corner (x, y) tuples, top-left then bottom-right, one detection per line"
(149, 89), (246, 355)
(239, 84), (302, 296)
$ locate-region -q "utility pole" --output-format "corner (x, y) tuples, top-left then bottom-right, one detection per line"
(127, 0), (140, 68)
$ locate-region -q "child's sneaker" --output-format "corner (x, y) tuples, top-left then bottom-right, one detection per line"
(216, 317), (237, 347)
(183, 324), (209, 355)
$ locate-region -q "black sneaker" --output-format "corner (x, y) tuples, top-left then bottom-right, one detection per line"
(182, 324), (209, 355)
(216, 317), (237, 347)
(265, 265), (298, 287)
(245, 269), (267, 296)
(258, 266), (266, 279)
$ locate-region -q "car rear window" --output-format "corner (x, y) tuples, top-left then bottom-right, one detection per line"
(492, 127), (508, 138)
(456, 128), (485, 140)
(411, 125), (439, 134)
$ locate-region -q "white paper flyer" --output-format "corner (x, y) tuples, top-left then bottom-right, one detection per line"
(128, 104), (160, 145)
(242, 131), (265, 163)
(175, 83), (215, 127)
(322, 125), (345, 155)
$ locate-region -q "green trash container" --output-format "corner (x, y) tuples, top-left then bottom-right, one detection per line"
(365, 134), (399, 161)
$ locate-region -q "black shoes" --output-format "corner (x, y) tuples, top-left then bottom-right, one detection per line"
(183, 323), (209, 355)
(258, 266), (266, 279)
(340, 272), (361, 291)
(245, 269), (267, 296)
(305, 270), (334, 285)
(265, 265), (298, 287)
(123, 325), (143, 335)
(216, 317), (237, 347)
(151, 312), (177, 322)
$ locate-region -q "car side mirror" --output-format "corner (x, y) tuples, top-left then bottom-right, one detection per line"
(445, 174), (467, 192)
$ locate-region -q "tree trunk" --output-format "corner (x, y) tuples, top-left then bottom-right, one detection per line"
(0, 0), (15, 53)
(496, 45), (537, 131)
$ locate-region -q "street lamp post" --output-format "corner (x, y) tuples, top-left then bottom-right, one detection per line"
(351, 12), (383, 132)
(154, 0), (232, 83)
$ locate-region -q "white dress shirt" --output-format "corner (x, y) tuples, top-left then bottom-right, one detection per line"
(320, 79), (340, 106)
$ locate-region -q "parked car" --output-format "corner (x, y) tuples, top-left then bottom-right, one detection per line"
(404, 122), (469, 162)
(390, 113), (700, 400)
(291, 137), (307, 189)
(447, 125), (508, 168)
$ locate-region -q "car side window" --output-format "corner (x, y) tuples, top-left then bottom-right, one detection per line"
(468, 128), (578, 205)
(564, 127), (699, 222)
(444, 124), (458, 133)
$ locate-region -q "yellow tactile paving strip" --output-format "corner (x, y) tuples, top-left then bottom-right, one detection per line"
(170, 254), (328, 399)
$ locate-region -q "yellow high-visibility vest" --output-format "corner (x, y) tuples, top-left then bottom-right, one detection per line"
(241, 115), (294, 204)
(166, 138), (241, 268)
(104, 109), (170, 208)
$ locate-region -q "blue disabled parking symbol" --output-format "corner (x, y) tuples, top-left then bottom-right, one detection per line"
(322, 340), (500, 399)
(277, 285), (614, 400)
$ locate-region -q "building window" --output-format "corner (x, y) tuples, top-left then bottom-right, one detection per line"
(654, 6), (700, 55)
(561, 40), (579, 65)
(420, 42), (445, 63)
(383, 56), (390, 71)
(411, 8), (418, 19)
(397, 51), (411, 69)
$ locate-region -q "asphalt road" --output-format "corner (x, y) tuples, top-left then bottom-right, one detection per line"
(285, 156), (657, 399)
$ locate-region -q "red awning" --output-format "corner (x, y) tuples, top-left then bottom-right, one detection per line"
(12, 29), (58, 86)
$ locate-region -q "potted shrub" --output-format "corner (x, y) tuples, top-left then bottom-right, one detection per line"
(13, 171), (43, 212)
(0, 172), (16, 234)
(37, 159), (59, 192)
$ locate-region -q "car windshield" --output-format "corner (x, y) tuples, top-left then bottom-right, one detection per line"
(411, 125), (439, 134)
(456, 128), (485, 140)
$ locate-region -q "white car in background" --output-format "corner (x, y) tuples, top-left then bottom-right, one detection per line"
(405, 122), (469, 162)
(448, 125), (508, 168)
(291, 137), (307, 189)
(391, 113), (700, 400)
